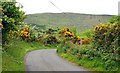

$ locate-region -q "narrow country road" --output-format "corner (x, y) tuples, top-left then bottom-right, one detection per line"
(25, 49), (92, 72)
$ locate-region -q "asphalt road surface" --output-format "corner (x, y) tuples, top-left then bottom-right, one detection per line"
(25, 49), (91, 72)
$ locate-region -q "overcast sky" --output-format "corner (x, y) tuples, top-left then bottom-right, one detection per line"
(16, 0), (120, 15)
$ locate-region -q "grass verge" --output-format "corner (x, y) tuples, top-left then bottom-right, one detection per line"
(2, 39), (54, 71)
(58, 53), (106, 71)
(58, 52), (120, 73)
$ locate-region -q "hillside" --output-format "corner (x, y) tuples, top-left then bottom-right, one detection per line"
(24, 13), (113, 31)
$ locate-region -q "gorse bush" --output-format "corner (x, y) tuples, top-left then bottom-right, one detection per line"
(20, 25), (31, 41)
(57, 16), (120, 71)
(93, 23), (120, 70)
(59, 28), (75, 38)
(59, 28), (92, 45)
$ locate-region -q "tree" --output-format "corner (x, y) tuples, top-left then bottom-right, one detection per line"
(1, 1), (26, 43)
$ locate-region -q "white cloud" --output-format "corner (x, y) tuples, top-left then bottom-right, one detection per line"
(16, 0), (120, 15)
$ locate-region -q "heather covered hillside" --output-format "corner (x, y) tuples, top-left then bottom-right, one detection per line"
(24, 13), (113, 31)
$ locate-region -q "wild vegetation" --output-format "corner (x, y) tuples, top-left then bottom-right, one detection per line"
(0, 2), (56, 71)
(1, 1), (120, 72)
(57, 16), (120, 72)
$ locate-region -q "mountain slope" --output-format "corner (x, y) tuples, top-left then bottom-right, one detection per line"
(24, 13), (113, 31)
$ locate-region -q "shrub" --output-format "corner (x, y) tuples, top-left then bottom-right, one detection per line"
(20, 25), (31, 41)
(57, 17), (120, 71)
(59, 28), (75, 38)
(8, 30), (20, 40)
(59, 28), (92, 45)
(109, 16), (120, 24)
(42, 35), (59, 45)
(93, 23), (120, 71)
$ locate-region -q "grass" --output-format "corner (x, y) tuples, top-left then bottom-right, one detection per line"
(2, 52), (25, 71)
(76, 29), (93, 38)
(58, 53), (120, 73)
(59, 53), (107, 71)
(2, 39), (54, 71)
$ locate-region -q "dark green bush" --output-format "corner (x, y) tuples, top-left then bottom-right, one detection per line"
(43, 35), (59, 45)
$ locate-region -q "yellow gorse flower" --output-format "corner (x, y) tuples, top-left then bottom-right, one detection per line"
(94, 23), (110, 31)
(20, 26), (30, 39)
(59, 27), (92, 45)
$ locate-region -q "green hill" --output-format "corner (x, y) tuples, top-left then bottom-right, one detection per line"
(24, 13), (113, 31)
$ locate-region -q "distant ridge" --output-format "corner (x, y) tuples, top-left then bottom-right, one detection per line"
(24, 13), (113, 31)
(26, 12), (115, 16)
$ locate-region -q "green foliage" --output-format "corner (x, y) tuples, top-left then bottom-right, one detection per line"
(42, 35), (59, 45)
(45, 28), (58, 34)
(1, 2), (119, 71)
(1, 2), (25, 23)
(82, 29), (93, 38)
(109, 16), (120, 24)
(57, 40), (105, 70)
(2, 16), (16, 31)
(92, 22), (120, 71)
(69, 27), (77, 35)
(1, 2), (26, 43)
(57, 16), (120, 71)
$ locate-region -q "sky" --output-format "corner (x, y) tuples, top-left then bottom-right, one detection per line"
(16, 0), (120, 15)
